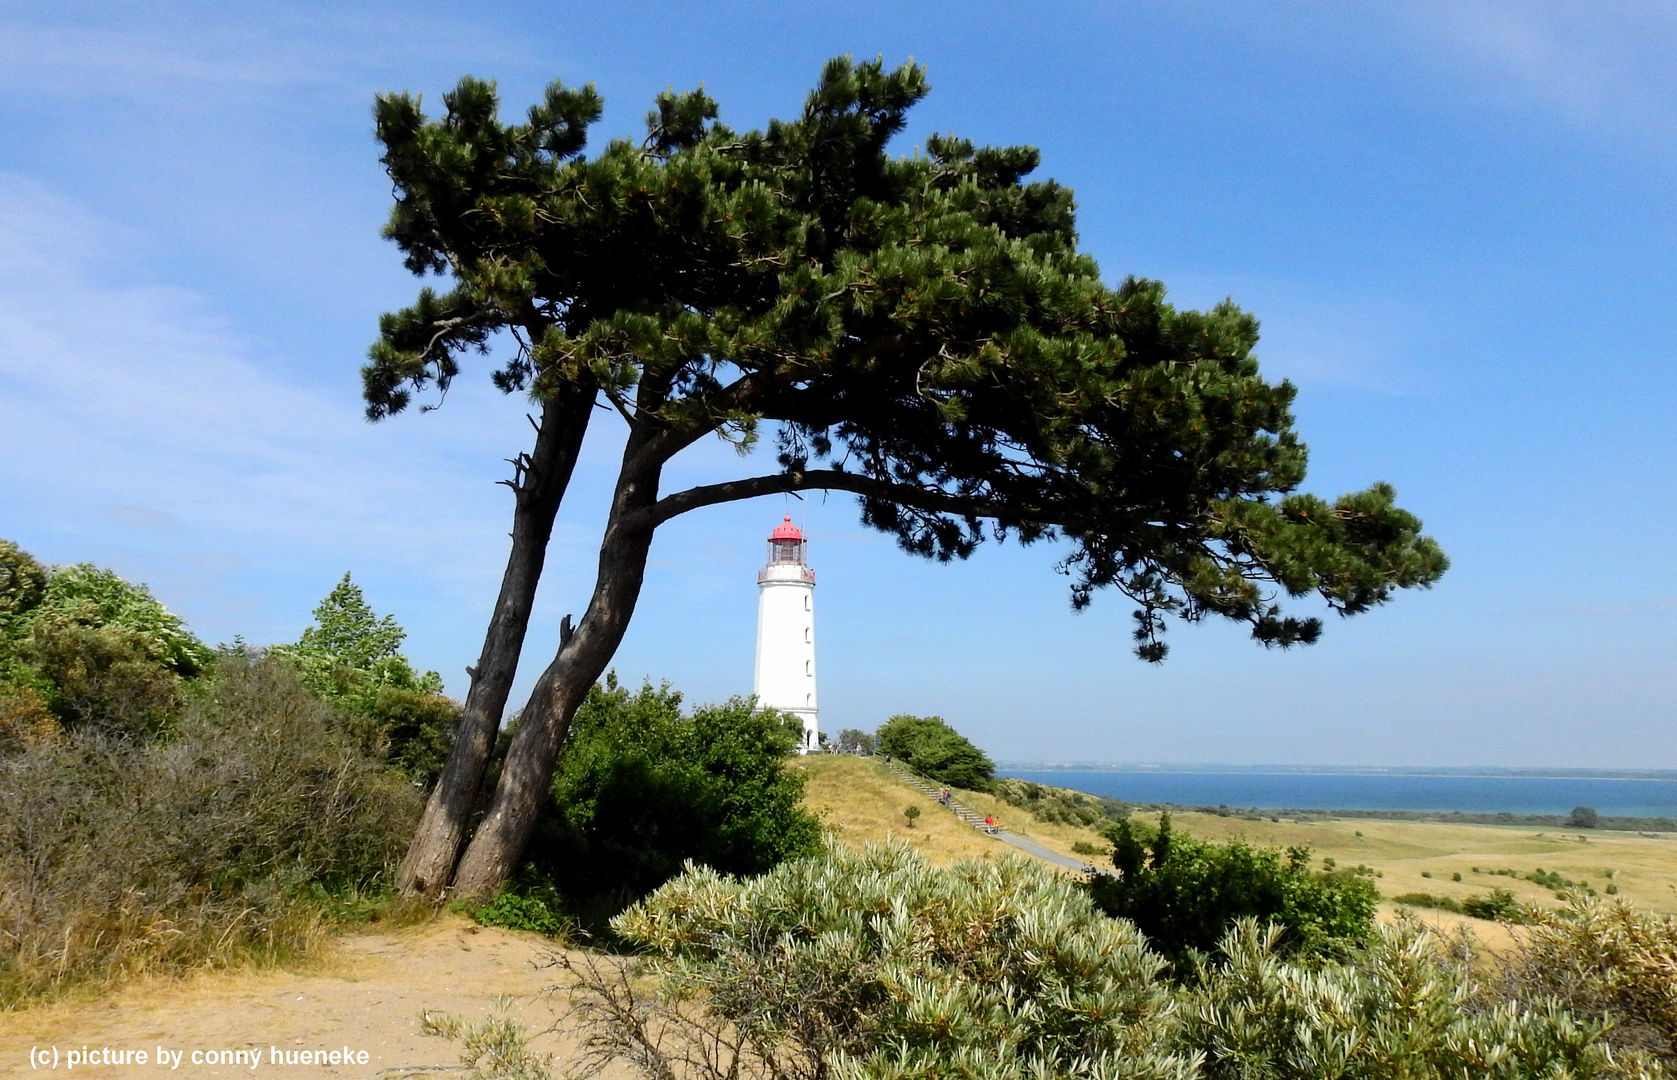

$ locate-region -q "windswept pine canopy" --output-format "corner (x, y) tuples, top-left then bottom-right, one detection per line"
(369, 57), (1447, 899)
(369, 58), (1443, 663)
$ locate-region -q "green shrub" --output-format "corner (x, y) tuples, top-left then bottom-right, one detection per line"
(1397, 888), (1527, 923)
(550, 847), (1649, 1080)
(1529, 867), (1596, 896)
(528, 676), (822, 920)
(875, 713), (995, 790)
(1393, 891), (1462, 912)
(1181, 918), (1637, 1079)
(29, 562), (213, 677)
(1087, 813), (1377, 965)
(21, 614), (189, 738)
(1502, 894), (1677, 1067)
(994, 776), (1127, 827)
(0, 546), (213, 742)
(0, 655), (420, 1004)
(1461, 888), (1528, 922)
(270, 573), (457, 785)
(0, 540), (47, 619)
(474, 868), (571, 938)
(1569, 806), (1602, 829)
(592, 843), (1188, 1080)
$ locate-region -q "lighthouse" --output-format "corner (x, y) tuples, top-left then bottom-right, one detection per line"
(754, 515), (819, 753)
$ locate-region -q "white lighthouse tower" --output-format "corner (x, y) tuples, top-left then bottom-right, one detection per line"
(754, 515), (819, 753)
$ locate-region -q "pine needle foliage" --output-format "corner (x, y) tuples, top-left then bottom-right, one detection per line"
(368, 56), (1446, 662)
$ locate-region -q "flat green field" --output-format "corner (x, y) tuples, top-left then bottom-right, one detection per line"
(797, 756), (1677, 924)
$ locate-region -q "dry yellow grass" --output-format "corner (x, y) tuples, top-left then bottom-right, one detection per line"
(1167, 810), (1677, 916)
(793, 754), (1003, 863)
(796, 756), (1677, 937)
(796, 755), (1125, 867)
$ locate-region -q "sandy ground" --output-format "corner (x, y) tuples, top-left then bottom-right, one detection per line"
(0, 918), (599, 1080)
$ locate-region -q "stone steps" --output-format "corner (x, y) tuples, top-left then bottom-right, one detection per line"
(883, 761), (1001, 835)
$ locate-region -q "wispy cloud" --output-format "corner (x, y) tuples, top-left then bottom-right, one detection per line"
(1402, 1), (1677, 151)
(0, 5), (542, 103)
(1536, 597), (1677, 620)
(0, 172), (529, 665)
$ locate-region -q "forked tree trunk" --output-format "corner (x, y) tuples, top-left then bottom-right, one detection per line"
(397, 384), (595, 896)
(448, 438), (665, 902)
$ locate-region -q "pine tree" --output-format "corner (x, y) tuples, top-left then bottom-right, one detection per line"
(367, 57), (1448, 899)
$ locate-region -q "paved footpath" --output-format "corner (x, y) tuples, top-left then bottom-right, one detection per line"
(992, 831), (1115, 877)
(880, 759), (1117, 879)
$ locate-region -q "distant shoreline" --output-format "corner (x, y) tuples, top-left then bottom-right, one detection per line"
(998, 763), (1677, 781)
(995, 766), (1677, 828)
(1114, 804), (1677, 832)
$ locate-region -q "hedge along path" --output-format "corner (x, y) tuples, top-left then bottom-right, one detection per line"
(0, 918), (611, 1080)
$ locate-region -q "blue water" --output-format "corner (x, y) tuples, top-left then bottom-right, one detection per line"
(999, 770), (1677, 819)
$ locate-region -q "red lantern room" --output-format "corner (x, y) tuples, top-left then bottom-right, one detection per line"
(766, 515), (807, 566)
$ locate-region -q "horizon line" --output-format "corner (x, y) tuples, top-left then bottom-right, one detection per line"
(995, 762), (1677, 779)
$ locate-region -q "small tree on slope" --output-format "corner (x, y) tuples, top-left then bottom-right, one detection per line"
(367, 57), (1447, 899)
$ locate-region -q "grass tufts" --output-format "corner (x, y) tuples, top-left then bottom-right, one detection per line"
(0, 654), (421, 1006)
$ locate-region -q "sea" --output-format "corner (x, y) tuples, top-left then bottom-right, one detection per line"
(996, 766), (1677, 819)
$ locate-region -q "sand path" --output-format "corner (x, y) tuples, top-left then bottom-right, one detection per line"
(0, 918), (599, 1080)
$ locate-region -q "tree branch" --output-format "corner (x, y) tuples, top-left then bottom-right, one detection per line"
(642, 469), (1028, 529)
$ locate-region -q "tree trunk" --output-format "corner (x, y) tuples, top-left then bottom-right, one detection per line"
(396, 383), (595, 896)
(448, 435), (664, 902)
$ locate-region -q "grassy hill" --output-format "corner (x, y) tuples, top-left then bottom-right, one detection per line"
(796, 755), (1677, 925)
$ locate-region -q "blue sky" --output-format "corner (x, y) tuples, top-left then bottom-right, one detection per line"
(3, 1), (1675, 767)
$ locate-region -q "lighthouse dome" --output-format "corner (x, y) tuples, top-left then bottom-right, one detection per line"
(769, 515), (803, 541)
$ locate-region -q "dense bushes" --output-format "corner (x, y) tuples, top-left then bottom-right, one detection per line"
(0, 542), (213, 743)
(270, 573), (457, 786)
(0, 655), (421, 1004)
(875, 713), (994, 790)
(1087, 813), (1378, 964)
(1392, 888), (1527, 923)
(1502, 895), (1677, 1065)
(509, 676), (822, 923)
(590, 843), (1183, 1080)
(1180, 918), (1629, 1079)
(994, 776), (1128, 827)
(541, 844), (1655, 1080)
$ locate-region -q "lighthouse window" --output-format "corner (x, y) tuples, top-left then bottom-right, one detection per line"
(805, 660), (812, 676)
(806, 694), (812, 707)
(803, 594), (810, 611)
(804, 627), (811, 643)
